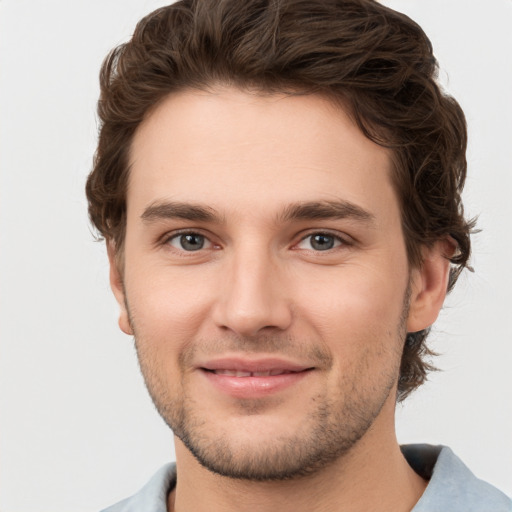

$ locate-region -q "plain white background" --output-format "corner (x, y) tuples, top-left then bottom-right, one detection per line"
(0, 1), (511, 510)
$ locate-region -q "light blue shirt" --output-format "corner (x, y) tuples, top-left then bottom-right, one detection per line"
(102, 445), (511, 511)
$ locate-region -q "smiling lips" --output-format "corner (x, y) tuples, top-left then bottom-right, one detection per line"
(209, 369), (297, 377)
(200, 358), (313, 398)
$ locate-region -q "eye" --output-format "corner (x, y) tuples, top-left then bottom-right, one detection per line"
(167, 232), (212, 251)
(296, 233), (344, 251)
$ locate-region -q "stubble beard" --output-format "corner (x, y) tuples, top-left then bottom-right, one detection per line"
(130, 295), (409, 482)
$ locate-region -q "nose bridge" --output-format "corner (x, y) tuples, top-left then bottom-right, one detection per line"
(214, 240), (292, 336)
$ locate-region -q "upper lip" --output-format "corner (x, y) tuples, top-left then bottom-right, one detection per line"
(199, 357), (313, 373)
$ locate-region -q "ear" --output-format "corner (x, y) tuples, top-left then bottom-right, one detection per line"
(407, 238), (455, 333)
(107, 242), (133, 335)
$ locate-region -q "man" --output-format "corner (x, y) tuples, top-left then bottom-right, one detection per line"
(86, 0), (511, 510)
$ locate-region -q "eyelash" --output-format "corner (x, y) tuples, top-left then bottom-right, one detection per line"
(161, 229), (351, 253)
(295, 231), (350, 252)
(162, 230), (216, 253)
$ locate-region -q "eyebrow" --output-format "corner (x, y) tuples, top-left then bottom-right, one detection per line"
(279, 200), (375, 224)
(141, 201), (222, 223)
(140, 199), (375, 225)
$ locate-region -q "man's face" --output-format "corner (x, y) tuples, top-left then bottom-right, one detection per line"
(113, 87), (422, 480)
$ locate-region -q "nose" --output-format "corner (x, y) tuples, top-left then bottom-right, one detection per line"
(212, 247), (293, 337)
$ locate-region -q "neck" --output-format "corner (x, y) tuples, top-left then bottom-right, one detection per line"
(168, 399), (427, 512)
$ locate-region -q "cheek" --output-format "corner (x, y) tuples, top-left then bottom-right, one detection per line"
(299, 277), (406, 395)
(300, 266), (406, 321)
(293, 264), (408, 356)
(124, 263), (215, 343)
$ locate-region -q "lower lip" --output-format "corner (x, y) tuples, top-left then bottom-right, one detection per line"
(201, 369), (312, 399)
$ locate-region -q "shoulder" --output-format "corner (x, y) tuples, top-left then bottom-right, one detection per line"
(403, 444), (512, 512)
(100, 463), (177, 512)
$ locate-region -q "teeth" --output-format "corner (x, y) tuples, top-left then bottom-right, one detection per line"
(214, 370), (252, 377)
(270, 369), (292, 376)
(213, 369), (294, 377)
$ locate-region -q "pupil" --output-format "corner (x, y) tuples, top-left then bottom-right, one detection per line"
(181, 234), (204, 251)
(311, 234), (334, 250)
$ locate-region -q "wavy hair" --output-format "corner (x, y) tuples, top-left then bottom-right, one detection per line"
(86, 0), (475, 400)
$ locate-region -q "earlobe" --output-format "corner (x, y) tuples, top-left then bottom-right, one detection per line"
(107, 242), (133, 336)
(406, 239), (454, 333)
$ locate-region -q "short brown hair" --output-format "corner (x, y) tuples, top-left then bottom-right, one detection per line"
(86, 0), (475, 401)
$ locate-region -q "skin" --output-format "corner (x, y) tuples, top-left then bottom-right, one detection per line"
(109, 87), (451, 512)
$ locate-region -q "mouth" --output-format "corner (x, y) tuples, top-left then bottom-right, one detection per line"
(200, 357), (313, 375)
(198, 357), (314, 398)
(203, 369), (303, 377)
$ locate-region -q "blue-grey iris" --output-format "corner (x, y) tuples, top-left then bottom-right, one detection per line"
(310, 234), (335, 250)
(180, 234), (205, 251)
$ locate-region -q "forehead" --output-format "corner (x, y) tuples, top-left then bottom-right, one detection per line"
(127, 87), (396, 222)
